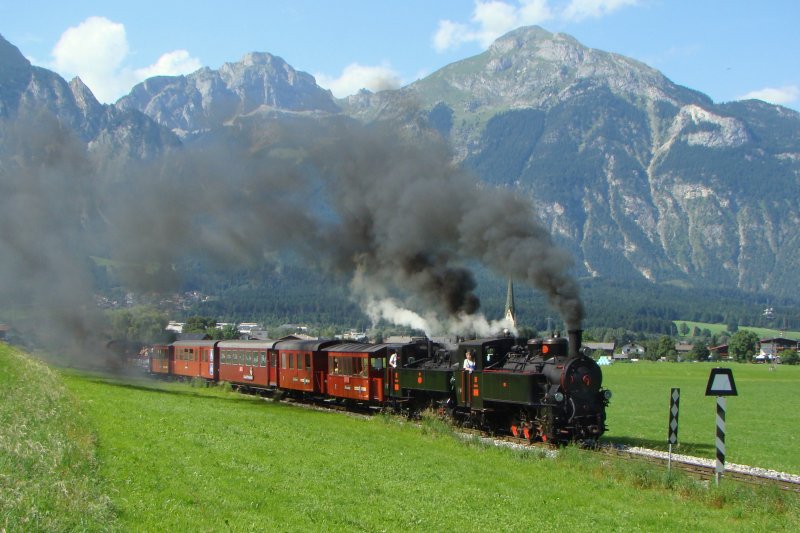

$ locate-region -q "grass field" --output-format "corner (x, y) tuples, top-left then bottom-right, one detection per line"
(673, 320), (800, 340)
(600, 361), (800, 474)
(3, 344), (799, 531)
(0, 345), (114, 531)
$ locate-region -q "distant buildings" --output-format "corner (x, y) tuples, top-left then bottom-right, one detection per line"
(584, 342), (615, 356)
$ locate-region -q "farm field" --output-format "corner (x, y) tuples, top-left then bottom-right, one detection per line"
(672, 320), (800, 340)
(600, 361), (800, 474)
(2, 344), (799, 531)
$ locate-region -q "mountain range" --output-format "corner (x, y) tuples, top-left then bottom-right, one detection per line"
(2, 26), (799, 314)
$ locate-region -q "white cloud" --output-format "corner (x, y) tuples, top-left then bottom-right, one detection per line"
(50, 17), (131, 102)
(433, 0), (637, 52)
(49, 17), (201, 104)
(135, 50), (203, 79)
(562, 0), (639, 22)
(433, 20), (471, 53)
(739, 85), (799, 107)
(315, 63), (402, 98)
(434, 0), (553, 52)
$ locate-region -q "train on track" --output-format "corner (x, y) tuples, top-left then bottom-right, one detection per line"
(148, 329), (610, 444)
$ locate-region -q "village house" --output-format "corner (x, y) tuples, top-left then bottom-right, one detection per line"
(757, 337), (799, 362)
(585, 342), (615, 357)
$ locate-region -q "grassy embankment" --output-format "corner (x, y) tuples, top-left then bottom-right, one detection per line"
(601, 361), (800, 474)
(0, 344), (114, 531)
(3, 344), (799, 531)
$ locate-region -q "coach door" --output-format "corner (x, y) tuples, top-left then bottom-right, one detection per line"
(268, 350), (278, 387)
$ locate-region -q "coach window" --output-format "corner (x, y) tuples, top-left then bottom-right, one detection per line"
(289, 353), (294, 369)
(305, 353), (311, 370)
(371, 357), (383, 371)
(260, 352), (266, 367)
(247, 352), (253, 366)
(281, 353), (287, 369)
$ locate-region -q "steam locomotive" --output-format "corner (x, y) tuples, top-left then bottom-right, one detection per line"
(149, 329), (609, 443)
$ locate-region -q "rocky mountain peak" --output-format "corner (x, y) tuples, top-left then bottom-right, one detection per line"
(117, 50), (339, 137)
(0, 34), (34, 117)
(0, 33), (31, 71)
(69, 77), (103, 117)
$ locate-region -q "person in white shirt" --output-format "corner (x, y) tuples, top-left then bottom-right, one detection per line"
(463, 351), (475, 372)
(389, 351), (397, 368)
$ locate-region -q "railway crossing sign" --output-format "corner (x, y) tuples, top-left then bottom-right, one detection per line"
(705, 368), (737, 396)
(705, 368), (737, 485)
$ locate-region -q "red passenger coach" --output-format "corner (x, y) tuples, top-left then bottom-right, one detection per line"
(277, 339), (340, 394)
(171, 340), (218, 380)
(149, 344), (173, 375)
(218, 340), (276, 388)
(326, 343), (389, 403)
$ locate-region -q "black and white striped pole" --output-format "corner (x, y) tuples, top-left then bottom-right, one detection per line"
(667, 388), (680, 472)
(705, 368), (737, 486)
(715, 396), (726, 485)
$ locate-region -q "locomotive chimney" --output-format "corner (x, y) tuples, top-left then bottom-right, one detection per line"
(568, 329), (582, 358)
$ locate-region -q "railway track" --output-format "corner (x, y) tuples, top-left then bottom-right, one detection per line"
(601, 444), (800, 493)
(457, 428), (800, 492)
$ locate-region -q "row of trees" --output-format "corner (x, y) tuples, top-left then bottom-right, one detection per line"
(107, 306), (799, 365)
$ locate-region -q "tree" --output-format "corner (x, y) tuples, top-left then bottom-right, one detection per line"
(184, 316), (217, 333)
(210, 324), (240, 340)
(779, 349), (800, 365)
(689, 341), (710, 362)
(108, 306), (170, 343)
(679, 322), (689, 336)
(728, 330), (760, 362)
(642, 336), (676, 361)
(657, 335), (678, 361)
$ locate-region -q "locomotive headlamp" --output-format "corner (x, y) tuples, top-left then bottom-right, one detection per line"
(554, 391), (564, 402)
(603, 390), (612, 400)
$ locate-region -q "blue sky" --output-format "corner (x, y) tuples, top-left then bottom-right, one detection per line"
(2, 0), (798, 111)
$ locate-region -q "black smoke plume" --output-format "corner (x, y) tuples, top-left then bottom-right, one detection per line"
(0, 110), (583, 358)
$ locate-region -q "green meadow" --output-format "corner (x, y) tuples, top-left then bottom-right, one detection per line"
(600, 361), (800, 474)
(2, 343), (799, 532)
(672, 320), (800, 340)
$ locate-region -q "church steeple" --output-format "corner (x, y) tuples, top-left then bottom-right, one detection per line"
(504, 278), (516, 327)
